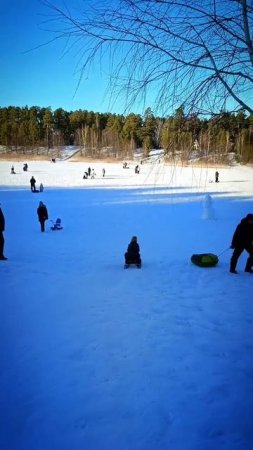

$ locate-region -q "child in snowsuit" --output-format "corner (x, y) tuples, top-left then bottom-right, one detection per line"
(125, 236), (141, 265)
(37, 201), (48, 232)
(230, 213), (253, 274)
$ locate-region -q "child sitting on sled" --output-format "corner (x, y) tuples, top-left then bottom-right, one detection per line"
(51, 218), (63, 231)
(124, 236), (142, 267)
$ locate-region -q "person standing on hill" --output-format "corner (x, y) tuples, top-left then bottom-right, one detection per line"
(37, 201), (48, 232)
(30, 176), (36, 192)
(0, 204), (7, 260)
(230, 213), (253, 274)
(215, 171), (219, 182)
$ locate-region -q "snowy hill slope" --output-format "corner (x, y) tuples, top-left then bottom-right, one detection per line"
(0, 160), (253, 450)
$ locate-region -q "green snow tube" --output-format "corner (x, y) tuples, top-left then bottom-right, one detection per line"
(191, 253), (219, 268)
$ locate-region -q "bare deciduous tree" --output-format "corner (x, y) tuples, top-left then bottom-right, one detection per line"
(43, 0), (253, 115)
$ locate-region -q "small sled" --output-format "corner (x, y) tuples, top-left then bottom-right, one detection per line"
(191, 253), (218, 268)
(51, 218), (63, 231)
(124, 260), (142, 269)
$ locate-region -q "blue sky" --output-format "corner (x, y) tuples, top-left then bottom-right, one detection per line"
(1, 1), (251, 117)
(0, 0), (123, 114)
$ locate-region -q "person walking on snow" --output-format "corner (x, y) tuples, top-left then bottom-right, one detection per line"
(37, 201), (48, 232)
(30, 176), (36, 192)
(0, 204), (7, 260)
(230, 213), (253, 274)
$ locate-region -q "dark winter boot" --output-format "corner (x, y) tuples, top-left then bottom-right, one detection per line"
(229, 256), (238, 273)
(230, 263), (237, 273)
(230, 260), (238, 274)
(245, 256), (253, 273)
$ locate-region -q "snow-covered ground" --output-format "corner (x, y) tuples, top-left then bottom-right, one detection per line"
(0, 159), (253, 450)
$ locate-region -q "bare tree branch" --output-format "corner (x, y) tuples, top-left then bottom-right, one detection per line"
(41, 0), (253, 115)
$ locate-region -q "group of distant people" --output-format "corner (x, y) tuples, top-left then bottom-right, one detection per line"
(10, 163), (28, 174)
(123, 162), (140, 174)
(10, 164), (44, 192)
(82, 163), (142, 179)
(83, 167), (105, 179)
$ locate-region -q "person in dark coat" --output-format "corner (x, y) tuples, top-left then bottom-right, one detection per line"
(37, 201), (48, 232)
(30, 176), (36, 192)
(230, 213), (253, 274)
(125, 236), (141, 265)
(215, 171), (219, 182)
(0, 204), (7, 260)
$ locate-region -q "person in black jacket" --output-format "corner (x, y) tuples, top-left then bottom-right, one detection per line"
(0, 204), (7, 260)
(230, 213), (253, 274)
(125, 236), (141, 266)
(30, 176), (36, 192)
(37, 201), (48, 232)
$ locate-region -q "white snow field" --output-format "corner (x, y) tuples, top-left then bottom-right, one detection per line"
(0, 159), (253, 450)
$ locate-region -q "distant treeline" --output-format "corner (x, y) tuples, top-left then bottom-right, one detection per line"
(0, 106), (252, 163)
